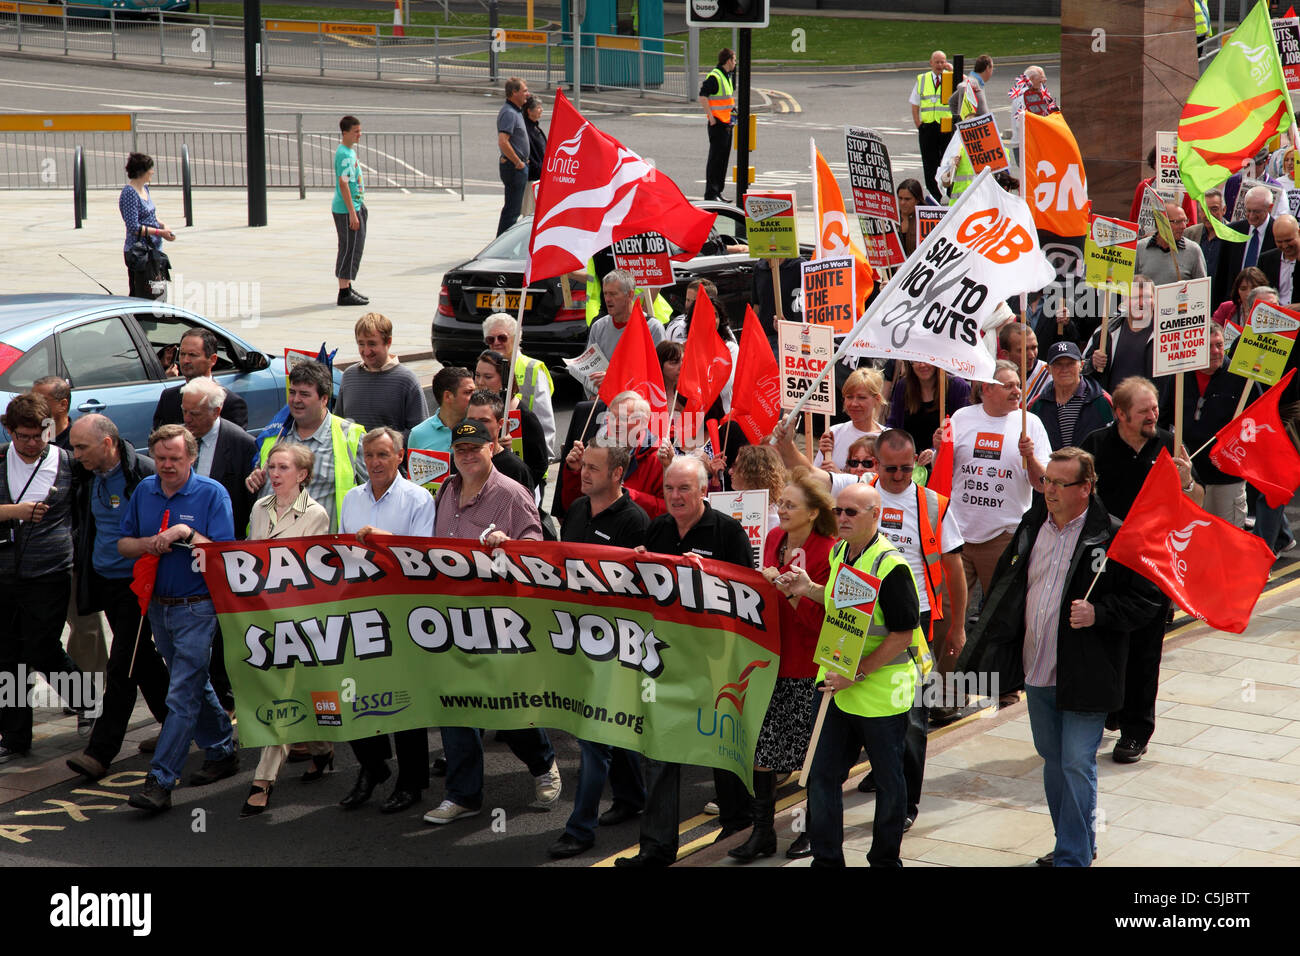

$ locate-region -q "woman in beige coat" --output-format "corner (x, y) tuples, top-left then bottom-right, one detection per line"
(241, 442), (331, 817)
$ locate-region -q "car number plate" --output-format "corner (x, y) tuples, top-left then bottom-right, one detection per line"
(475, 292), (533, 310)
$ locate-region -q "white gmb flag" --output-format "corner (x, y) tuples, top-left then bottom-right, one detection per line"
(839, 168), (1055, 382)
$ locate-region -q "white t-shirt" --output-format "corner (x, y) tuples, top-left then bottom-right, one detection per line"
(6, 443), (58, 506)
(947, 404), (1051, 544)
(813, 420), (880, 471)
(876, 481), (965, 614)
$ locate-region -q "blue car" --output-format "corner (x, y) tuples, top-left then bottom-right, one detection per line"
(0, 294), (312, 449)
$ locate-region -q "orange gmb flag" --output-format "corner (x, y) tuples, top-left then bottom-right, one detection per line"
(1106, 449), (1273, 633)
(597, 299), (668, 415)
(812, 140), (873, 313)
(1022, 110), (1090, 238)
(1209, 368), (1300, 509)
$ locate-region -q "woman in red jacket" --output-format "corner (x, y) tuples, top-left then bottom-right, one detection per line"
(729, 469), (836, 863)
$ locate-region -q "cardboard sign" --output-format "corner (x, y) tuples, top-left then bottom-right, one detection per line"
(859, 217), (906, 270)
(562, 343), (608, 391)
(407, 448), (451, 494)
(956, 113), (1009, 173)
(1153, 278), (1211, 376)
(1083, 215), (1139, 291)
(1274, 17), (1300, 91)
(709, 489), (768, 569)
(800, 257), (857, 334)
(832, 563), (881, 613)
(611, 233), (674, 288)
(845, 126), (899, 224)
(916, 206), (946, 242)
(1136, 186), (1162, 239)
(777, 319), (836, 413)
(744, 191), (799, 259)
(1288, 188), (1300, 219)
(813, 565), (883, 681)
(506, 408), (524, 458)
(1230, 178), (1286, 221)
(1155, 131), (1183, 196)
(1228, 300), (1300, 386)
(284, 347), (319, 399)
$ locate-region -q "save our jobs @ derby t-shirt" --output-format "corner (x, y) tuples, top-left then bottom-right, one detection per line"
(946, 404), (1051, 544)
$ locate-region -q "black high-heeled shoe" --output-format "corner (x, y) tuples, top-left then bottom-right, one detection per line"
(240, 782), (273, 818)
(301, 752), (334, 783)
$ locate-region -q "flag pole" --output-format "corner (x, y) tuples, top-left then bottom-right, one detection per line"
(1020, 296), (1029, 470)
(939, 370), (947, 421)
(1081, 562), (1105, 603)
(503, 260), (534, 441)
(1187, 433), (1217, 461)
(771, 167), (999, 441)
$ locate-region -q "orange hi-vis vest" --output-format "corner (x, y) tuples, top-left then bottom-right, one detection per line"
(707, 67), (735, 124)
(870, 476), (949, 622)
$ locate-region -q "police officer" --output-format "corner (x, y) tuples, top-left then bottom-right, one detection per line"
(699, 48), (736, 202)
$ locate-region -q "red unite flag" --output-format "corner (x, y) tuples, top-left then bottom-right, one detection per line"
(597, 300), (668, 415)
(1107, 449), (1274, 633)
(677, 288), (734, 415)
(927, 423), (955, 498)
(130, 508), (169, 615)
(526, 90), (715, 284)
(1209, 368), (1300, 508)
(724, 306), (782, 444)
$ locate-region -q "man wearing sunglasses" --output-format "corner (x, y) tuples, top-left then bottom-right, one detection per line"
(956, 448), (1161, 866)
(773, 482), (927, 867)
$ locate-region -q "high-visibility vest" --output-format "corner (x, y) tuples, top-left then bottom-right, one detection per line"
(869, 478), (949, 621)
(950, 85), (979, 198)
(258, 413), (364, 533)
(915, 71), (947, 124)
(819, 535), (932, 718)
(706, 67), (735, 124)
(1193, 0), (1212, 38)
(513, 353), (554, 412)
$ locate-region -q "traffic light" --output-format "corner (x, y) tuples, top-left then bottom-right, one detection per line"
(686, 0), (769, 29)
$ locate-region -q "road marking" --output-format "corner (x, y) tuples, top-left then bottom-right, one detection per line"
(756, 88), (801, 114)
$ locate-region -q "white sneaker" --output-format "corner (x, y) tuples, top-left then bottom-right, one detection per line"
(704, 800), (719, 815)
(533, 763), (562, 808)
(423, 799), (480, 825)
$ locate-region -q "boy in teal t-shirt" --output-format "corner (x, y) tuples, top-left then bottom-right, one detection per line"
(333, 115), (369, 307)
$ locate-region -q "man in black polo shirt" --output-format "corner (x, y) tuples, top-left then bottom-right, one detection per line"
(1079, 376), (1201, 766)
(548, 444), (651, 859)
(616, 455), (754, 867)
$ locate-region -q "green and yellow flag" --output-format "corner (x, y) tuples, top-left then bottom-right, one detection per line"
(1177, 0), (1296, 240)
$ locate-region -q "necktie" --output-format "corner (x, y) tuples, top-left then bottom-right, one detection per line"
(1244, 229), (1260, 269)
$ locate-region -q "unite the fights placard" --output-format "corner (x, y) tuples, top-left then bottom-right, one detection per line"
(800, 256), (857, 334)
(611, 232), (674, 288)
(777, 319), (835, 414)
(1153, 277), (1211, 376)
(956, 114), (1009, 173)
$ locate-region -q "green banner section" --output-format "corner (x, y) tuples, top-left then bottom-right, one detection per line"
(202, 536), (782, 785)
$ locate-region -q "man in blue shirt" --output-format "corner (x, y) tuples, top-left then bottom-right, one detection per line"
(334, 114), (369, 307)
(120, 424), (237, 813)
(496, 77), (531, 236)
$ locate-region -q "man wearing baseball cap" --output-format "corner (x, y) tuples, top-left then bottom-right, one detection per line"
(1029, 341), (1115, 452)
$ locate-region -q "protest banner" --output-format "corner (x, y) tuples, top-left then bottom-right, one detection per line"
(860, 217), (906, 270)
(1274, 16), (1300, 91)
(744, 191), (799, 259)
(1155, 131), (1183, 199)
(709, 489), (769, 569)
(1228, 300), (1300, 386)
(611, 232), (674, 288)
(916, 206), (946, 243)
(1230, 178), (1286, 221)
(562, 343), (608, 392)
(777, 319), (835, 414)
(407, 449), (451, 494)
(956, 113), (1009, 173)
(204, 536), (783, 787)
(1083, 215), (1139, 291)
(800, 256), (857, 334)
(1154, 278), (1211, 376)
(845, 126), (899, 224)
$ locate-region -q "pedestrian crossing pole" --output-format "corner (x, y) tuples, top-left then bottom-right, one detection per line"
(736, 27), (752, 205)
(244, 0), (267, 227)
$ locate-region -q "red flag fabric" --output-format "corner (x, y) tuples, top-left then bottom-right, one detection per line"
(677, 288), (734, 415)
(526, 90), (716, 284)
(130, 508), (169, 616)
(723, 306), (782, 444)
(1107, 449), (1274, 633)
(597, 300), (668, 415)
(1209, 368), (1300, 508)
(927, 427), (954, 498)
(1289, 6), (1297, 18)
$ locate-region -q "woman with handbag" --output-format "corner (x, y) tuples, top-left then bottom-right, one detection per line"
(119, 153), (175, 300)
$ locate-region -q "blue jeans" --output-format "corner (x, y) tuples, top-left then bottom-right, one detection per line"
(440, 726), (555, 810)
(807, 701), (907, 867)
(147, 599), (234, 790)
(564, 739), (646, 843)
(1253, 495), (1294, 553)
(497, 160), (527, 236)
(1025, 684), (1105, 867)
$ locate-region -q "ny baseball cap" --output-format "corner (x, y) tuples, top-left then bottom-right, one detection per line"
(451, 419), (492, 446)
(1047, 341), (1082, 364)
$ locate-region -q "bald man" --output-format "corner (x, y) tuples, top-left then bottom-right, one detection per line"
(911, 50), (951, 201)
(775, 482), (928, 867)
(1259, 214), (1300, 304)
(1136, 202), (1207, 286)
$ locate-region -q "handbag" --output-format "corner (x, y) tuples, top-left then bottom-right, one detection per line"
(126, 237), (172, 298)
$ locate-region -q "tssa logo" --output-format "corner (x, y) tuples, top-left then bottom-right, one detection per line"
(352, 689), (412, 718)
(1166, 519), (1211, 587)
(956, 209), (1035, 263)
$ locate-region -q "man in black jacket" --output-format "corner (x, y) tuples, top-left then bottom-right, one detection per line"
(1029, 341), (1114, 451)
(152, 328), (249, 431)
(1213, 186), (1276, 309)
(956, 448), (1162, 866)
(65, 414), (170, 780)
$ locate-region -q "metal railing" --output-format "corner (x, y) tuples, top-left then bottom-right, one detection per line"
(1, 113), (466, 198)
(0, 6), (693, 100)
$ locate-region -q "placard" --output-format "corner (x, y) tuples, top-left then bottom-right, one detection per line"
(1153, 277), (1211, 376)
(814, 564), (880, 680)
(777, 319), (836, 414)
(1155, 130), (1183, 196)
(956, 113), (1009, 173)
(800, 257), (857, 334)
(1136, 186), (1163, 239)
(562, 343), (608, 391)
(860, 217), (905, 270)
(1230, 178), (1286, 221)
(845, 126), (899, 224)
(1022, 87), (1054, 116)
(709, 489), (768, 569)
(284, 347), (320, 400)
(744, 191), (799, 259)
(1228, 300), (1300, 386)
(1274, 17), (1300, 91)
(507, 407), (523, 458)
(611, 232), (674, 288)
(1083, 215), (1139, 291)
(916, 206), (946, 243)
(407, 448), (451, 494)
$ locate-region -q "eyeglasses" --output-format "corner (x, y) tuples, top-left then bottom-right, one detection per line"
(484, 334), (509, 346)
(833, 506), (877, 517)
(776, 499), (804, 511)
(1042, 476), (1086, 489)
(877, 463), (911, 474)
(845, 458), (874, 469)
(11, 430), (44, 443)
